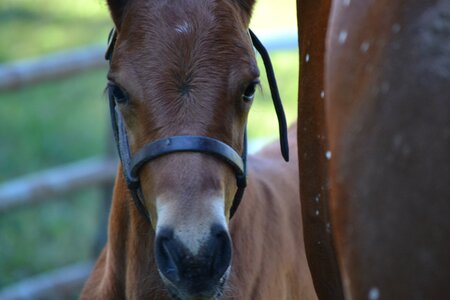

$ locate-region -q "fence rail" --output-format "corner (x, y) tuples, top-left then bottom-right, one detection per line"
(0, 45), (106, 91)
(0, 157), (117, 213)
(0, 262), (93, 300)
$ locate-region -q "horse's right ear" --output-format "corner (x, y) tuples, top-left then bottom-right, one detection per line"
(107, 0), (129, 29)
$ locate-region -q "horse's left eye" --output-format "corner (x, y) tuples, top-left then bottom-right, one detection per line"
(108, 83), (128, 104)
(242, 81), (259, 102)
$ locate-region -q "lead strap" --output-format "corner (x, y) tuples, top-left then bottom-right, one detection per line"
(248, 29), (289, 162)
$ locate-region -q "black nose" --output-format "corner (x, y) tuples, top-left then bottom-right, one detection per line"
(155, 225), (232, 295)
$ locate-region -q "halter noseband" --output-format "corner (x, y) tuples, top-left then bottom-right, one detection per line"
(105, 28), (288, 223)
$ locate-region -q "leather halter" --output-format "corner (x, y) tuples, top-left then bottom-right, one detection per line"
(105, 28), (288, 223)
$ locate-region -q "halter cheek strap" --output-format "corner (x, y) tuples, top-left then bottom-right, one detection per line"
(105, 27), (287, 224)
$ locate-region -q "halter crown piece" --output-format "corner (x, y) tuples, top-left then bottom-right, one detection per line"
(105, 28), (289, 223)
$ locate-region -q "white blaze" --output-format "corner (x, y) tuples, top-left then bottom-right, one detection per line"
(175, 21), (190, 34)
(156, 196), (227, 255)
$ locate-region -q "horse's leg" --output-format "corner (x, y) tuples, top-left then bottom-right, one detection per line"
(297, 1), (345, 299)
(326, 0), (450, 298)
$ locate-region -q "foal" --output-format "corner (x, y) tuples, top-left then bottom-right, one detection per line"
(81, 0), (316, 299)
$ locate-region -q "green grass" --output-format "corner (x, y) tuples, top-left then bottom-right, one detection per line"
(0, 0), (111, 62)
(0, 69), (109, 179)
(0, 0), (298, 291)
(0, 189), (101, 287)
(250, 51), (298, 139)
(0, 69), (109, 180)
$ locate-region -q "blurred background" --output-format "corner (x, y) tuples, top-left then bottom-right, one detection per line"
(0, 0), (298, 298)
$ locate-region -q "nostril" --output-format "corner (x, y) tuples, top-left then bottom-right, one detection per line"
(155, 225), (232, 293)
(209, 225), (232, 280)
(155, 228), (180, 283)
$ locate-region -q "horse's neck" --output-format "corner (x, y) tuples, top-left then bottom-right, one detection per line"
(104, 174), (169, 299)
(226, 132), (303, 293)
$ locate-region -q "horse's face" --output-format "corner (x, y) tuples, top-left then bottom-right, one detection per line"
(106, 0), (256, 298)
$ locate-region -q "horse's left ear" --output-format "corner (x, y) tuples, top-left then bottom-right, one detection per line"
(107, 0), (129, 29)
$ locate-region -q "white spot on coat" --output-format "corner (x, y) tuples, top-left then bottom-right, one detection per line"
(368, 287), (380, 300)
(305, 53), (310, 62)
(325, 151), (332, 160)
(360, 41), (370, 52)
(392, 23), (401, 33)
(338, 31), (348, 44)
(320, 90), (325, 98)
(175, 21), (190, 33)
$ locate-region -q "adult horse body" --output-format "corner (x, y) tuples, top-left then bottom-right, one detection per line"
(298, 0), (450, 299)
(82, 0), (316, 299)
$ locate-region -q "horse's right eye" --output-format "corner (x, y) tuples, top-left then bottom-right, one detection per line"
(108, 83), (128, 104)
(242, 80), (260, 103)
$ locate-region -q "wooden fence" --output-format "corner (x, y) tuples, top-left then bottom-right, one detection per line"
(0, 263), (94, 300)
(0, 157), (117, 213)
(0, 30), (297, 299)
(0, 45), (106, 90)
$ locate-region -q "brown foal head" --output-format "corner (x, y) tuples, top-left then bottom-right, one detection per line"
(106, 0), (257, 298)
